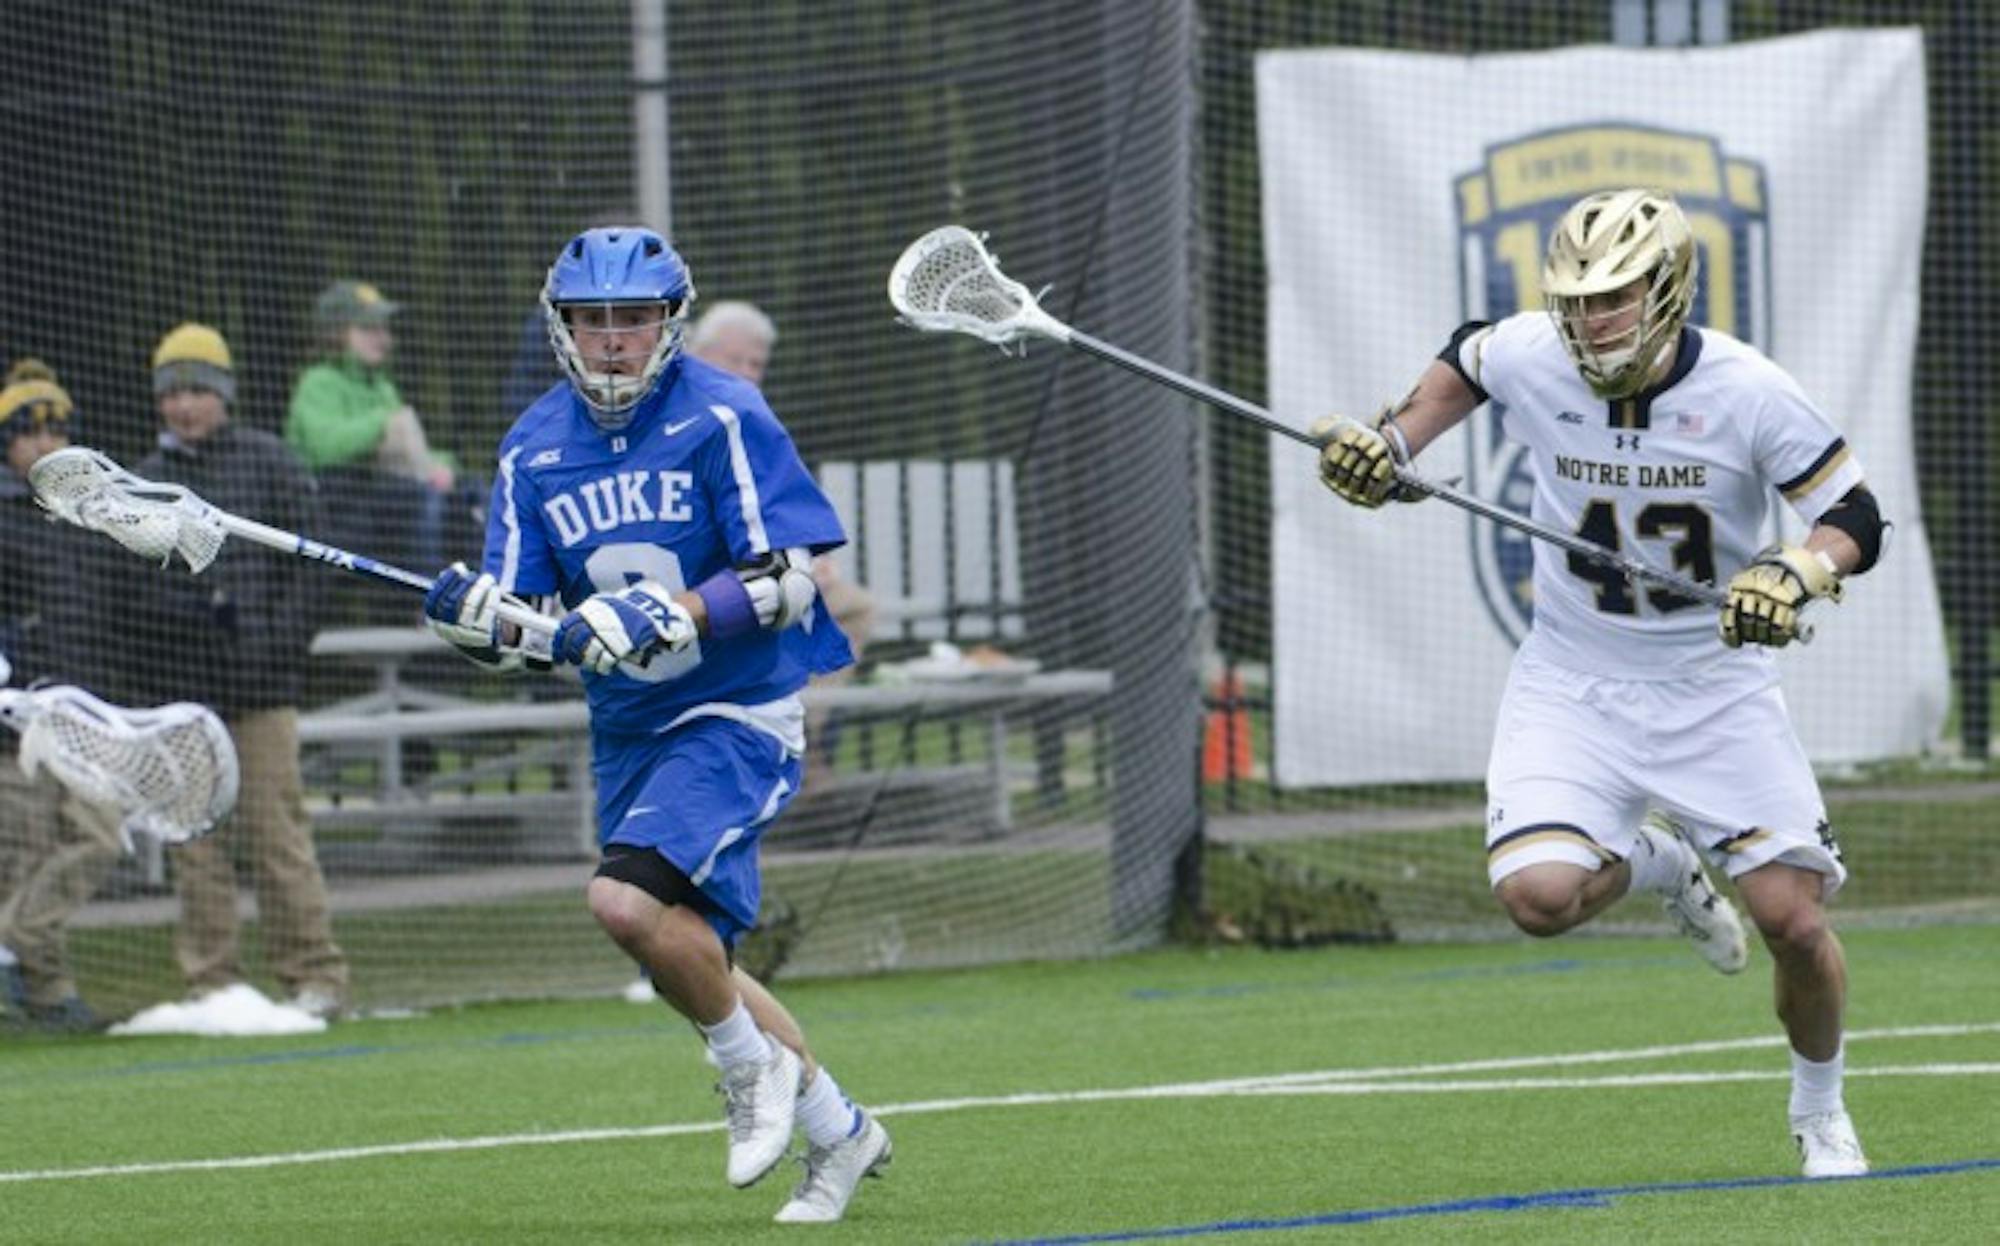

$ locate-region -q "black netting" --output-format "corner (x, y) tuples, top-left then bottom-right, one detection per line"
(0, 1), (1990, 1019)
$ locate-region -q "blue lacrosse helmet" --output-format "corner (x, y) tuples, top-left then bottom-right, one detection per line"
(542, 226), (696, 428)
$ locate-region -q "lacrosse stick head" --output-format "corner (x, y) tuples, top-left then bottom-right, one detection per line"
(2, 686), (238, 845)
(28, 446), (225, 572)
(888, 226), (1070, 351)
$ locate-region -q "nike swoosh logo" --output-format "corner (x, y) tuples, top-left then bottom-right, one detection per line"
(624, 806), (660, 819)
(663, 418), (701, 436)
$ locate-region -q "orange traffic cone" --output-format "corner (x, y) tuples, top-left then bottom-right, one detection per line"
(1202, 672), (1254, 782)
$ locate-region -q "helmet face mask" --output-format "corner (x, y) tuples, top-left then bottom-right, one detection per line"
(542, 228), (694, 429)
(1559, 279), (1650, 383)
(1542, 189), (1698, 399)
(552, 301), (676, 415)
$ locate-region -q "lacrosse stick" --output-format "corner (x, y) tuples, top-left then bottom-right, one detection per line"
(28, 447), (557, 637)
(887, 225), (1762, 627)
(0, 683), (238, 847)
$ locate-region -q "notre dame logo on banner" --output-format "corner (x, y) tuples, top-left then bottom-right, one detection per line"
(1454, 124), (1769, 643)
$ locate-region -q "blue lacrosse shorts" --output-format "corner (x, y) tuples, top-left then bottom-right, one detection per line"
(593, 715), (803, 947)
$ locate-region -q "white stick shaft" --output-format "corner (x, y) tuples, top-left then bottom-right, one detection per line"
(1058, 328), (1745, 616)
(211, 512), (558, 636)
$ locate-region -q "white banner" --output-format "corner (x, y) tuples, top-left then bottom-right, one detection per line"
(1262, 29), (1949, 786)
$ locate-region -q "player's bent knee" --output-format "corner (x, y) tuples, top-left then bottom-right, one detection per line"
(1751, 902), (1829, 957)
(1495, 878), (1580, 937)
(1739, 863), (1834, 953)
(585, 875), (655, 945)
(1507, 906), (1572, 939)
(591, 844), (718, 944)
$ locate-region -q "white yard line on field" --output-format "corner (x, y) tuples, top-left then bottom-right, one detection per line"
(867, 1059), (2000, 1115)
(4, 1022), (1995, 1185)
(0, 1122), (722, 1184)
(1221, 1065), (2000, 1096)
(1178, 1020), (2000, 1092)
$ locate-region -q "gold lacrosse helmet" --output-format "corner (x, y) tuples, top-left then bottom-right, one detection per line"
(1542, 188), (1699, 399)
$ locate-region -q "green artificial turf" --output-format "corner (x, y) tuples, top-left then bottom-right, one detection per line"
(4, 923), (1996, 1243)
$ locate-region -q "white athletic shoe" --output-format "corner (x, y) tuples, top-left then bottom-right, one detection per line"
(1793, 1109), (1869, 1178)
(1646, 814), (1749, 975)
(286, 985), (345, 1021)
(773, 1116), (892, 1223)
(719, 1043), (803, 1188)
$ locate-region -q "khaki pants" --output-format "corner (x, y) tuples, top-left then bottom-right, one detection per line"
(172, 708), (348, 1000)
(0, 761), (121, 1007)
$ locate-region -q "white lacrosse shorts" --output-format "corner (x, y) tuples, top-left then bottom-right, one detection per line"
(1483, 651), (1847, 894)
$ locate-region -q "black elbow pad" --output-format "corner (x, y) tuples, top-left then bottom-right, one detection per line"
(1820, 486), (1888, 574)
(1436, 320), (1493, 403)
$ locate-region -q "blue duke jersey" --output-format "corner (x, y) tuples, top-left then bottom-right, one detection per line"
(483, 356), (853, 736)
(1452, 312), (1866, 680)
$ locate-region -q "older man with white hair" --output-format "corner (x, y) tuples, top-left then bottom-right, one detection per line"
(686, 299), (878, 783)
(688, 300), (779, 387)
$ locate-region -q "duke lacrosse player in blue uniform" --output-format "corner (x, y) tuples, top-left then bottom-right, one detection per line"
(422, 228), (889, 1223)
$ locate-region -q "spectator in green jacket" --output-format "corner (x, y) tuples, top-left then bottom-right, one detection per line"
(286, 280), (456, 486)
(285, 281), (457, 585)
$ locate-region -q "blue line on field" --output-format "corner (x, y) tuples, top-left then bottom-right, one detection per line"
(18, 1025), (668, 1087)
(978, 1158), (2000, 1244)
(107, 1043), (398, 1075)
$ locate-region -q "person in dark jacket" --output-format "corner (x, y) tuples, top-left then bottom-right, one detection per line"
(0, 360), (123, 1032)
(129, 324), (349, 1019)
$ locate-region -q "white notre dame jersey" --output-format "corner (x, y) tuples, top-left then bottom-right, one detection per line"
(1453, 311), (1866, 680)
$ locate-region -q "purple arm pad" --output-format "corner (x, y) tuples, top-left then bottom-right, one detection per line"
(695, 570), (759, 641)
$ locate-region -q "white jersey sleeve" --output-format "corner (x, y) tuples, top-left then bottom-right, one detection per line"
(1458, 311), (1550, 441)
(1750, 371), (1866, 525)
(1438, 319), (1502, 403)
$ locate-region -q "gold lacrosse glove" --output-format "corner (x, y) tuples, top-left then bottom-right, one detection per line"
(1309, 411), (1411, 509)
(1720, 545), (1842, 648)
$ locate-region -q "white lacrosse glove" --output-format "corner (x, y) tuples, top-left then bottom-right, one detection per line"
(1720, 545), (1842, 648)
(423, 562), (553, 673)
(1309, 411), (1417, 509)
(424, 562), (503, 649)
(741, 548), (819, 630)
(555, 581), (696, 675)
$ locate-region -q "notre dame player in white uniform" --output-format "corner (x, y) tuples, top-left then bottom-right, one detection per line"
(1314, 189), (1887, 1180)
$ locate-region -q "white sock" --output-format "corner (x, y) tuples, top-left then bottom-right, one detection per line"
(796, 1067), (865, 1147)
(1789, 1044), (1846, 1120)
(1626, 823), (1689, 894)
(698, 1000), (773, 1070)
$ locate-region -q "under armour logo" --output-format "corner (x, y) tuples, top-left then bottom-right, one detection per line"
(1616, 434), (1641, 451)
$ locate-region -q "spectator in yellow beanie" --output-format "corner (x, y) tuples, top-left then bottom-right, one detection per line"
(123, 324), (351, 1018)
(153, 322), (237, 402)
(0, 360), (80, 474)
(0, 359), (122, 1032)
